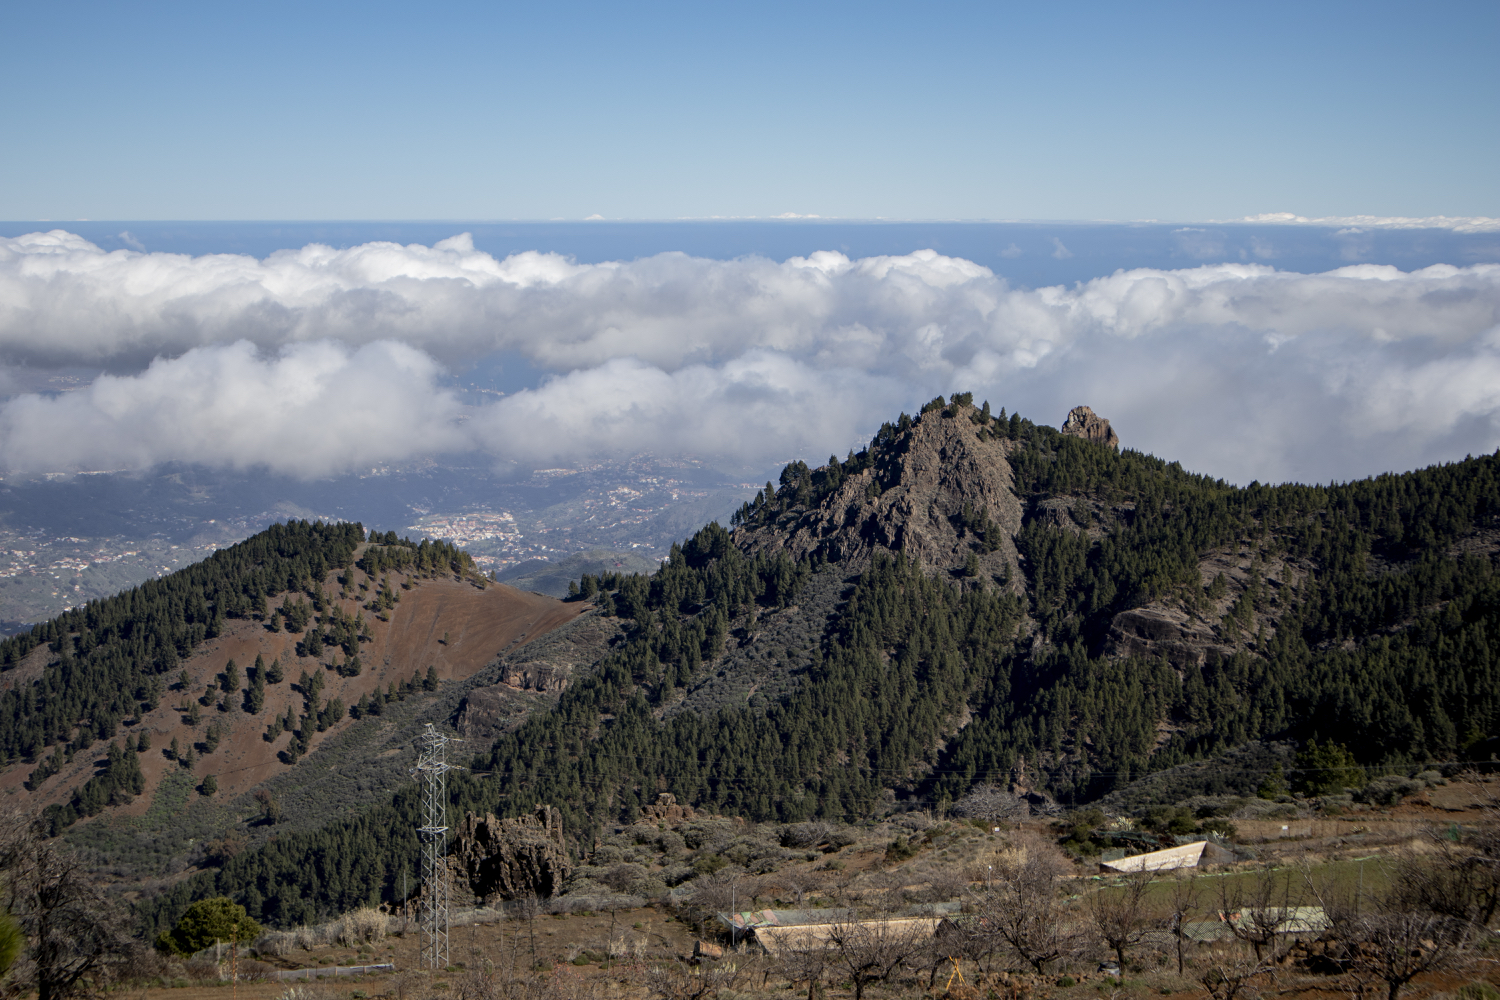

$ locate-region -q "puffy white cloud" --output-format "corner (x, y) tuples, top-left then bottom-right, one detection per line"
(1, 230), (1498, 485)
(0, 340), (469, 478)
(468, 354), (907, 473)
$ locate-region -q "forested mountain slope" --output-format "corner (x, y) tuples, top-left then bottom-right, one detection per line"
(132, 395), (1500, 932)
(0, 521), (595, 864)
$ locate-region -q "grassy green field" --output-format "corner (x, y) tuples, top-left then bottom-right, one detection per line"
(1082, 857), (1394, 920)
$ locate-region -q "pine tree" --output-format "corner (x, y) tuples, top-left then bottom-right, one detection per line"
(246, 670), (266, 714)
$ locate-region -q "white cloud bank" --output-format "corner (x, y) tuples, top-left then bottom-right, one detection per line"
(1, 230), (1498, 485)
(0, 340), (470, 478)
(1237, 212), (1500, 234)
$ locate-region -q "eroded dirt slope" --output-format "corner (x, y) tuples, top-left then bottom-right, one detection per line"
(5, 566), (587, 812)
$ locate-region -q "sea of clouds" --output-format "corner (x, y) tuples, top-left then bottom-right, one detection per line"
(1, 229), (1497, 486)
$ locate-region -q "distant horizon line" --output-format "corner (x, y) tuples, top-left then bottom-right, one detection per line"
(5, 212), (1498, 233)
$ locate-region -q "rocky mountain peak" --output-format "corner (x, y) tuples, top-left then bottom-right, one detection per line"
(735, 402), (1023, 582)
(1060, 405), (1119, 448)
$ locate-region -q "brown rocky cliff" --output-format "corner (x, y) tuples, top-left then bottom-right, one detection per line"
(452, 804), (572, 902)
(734, 403), (1024, 583)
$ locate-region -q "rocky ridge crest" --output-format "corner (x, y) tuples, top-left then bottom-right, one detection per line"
(1060, 405), (1120, 449)
(734, 403), (1024, 585)
(730, 401), (1280, 676)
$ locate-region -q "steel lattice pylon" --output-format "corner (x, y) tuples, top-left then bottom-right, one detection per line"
(413, 723), (462, 970)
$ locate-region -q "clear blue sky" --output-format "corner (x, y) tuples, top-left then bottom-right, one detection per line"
(2, 0), (1496, 221)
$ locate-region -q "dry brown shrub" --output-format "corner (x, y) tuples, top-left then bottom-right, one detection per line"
(968, 832), (1085, 975)
(338, 906), (389, 945)
(277, 985), (341, 1000)
(501, 966), (604, 1000)
(388, 969), (429, 1000)
(291, 924), (328, 950)
(237, 958), (276, 982)
(255, 930), (296, 957)
(643, 960), (744, 1000)
(184, 956), (223, 982)
(114, 943), (173, 984)
(454, 965), (497, 1000)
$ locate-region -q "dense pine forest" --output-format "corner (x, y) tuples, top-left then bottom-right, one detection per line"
(123, 397), (1500, 933)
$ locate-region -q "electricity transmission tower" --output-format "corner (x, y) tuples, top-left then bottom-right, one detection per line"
(413, 723), (462, 970)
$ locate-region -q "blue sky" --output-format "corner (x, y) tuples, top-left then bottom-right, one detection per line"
(3, 0), (1496, 221)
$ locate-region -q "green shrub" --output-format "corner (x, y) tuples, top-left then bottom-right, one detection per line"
(1142, 805), (1197, 836)
(1295, 740), (1365, 795)
(1198, 817), (1238, 839)
(155, 897), (260, 955)
(692, 854), (727, 875)
(1054, 807), (1107, 853)
(0, 911), (21, 977)
(885, 836), (917, 862)
(1456, 985), (1500, 1000)
(1257, 764), (1289, 799)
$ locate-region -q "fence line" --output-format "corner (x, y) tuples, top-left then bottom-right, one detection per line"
(273, 963), (395, 981)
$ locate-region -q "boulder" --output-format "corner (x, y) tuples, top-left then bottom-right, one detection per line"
(640, 792), (697, 826)
(1060, 406), (1120, 449)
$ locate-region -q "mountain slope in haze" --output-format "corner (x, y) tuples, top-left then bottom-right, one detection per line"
(0, 458), (756, 630)
(132, 395), (1500, 934)
(497, 549), (662, 598)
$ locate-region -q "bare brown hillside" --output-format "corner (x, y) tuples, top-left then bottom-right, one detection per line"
(3, 565), (587, 811)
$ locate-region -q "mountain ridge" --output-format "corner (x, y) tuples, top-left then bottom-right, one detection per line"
(2, 395), (1495, 936)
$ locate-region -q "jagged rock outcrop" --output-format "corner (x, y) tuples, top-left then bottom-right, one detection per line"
(735, 403), (1024, 583)
(455, 612), (624, 739)
(1107, 606), (1231, 669)
(453, 805), (572, 902)
(639, 792), (697, 826)
(1060, 405), (1120, 449)
(454, 684), (533, 739)
(499, 662), (570, 692)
